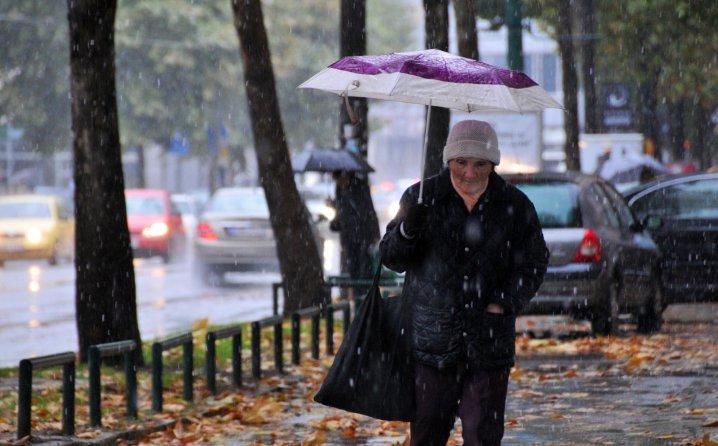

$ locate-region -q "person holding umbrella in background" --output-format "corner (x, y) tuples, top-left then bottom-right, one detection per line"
(380, 120), (549, 445)
(292, 148), (378, 286)
(329, 169), (379, 288)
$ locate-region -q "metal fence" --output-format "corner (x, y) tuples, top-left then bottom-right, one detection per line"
(13, 291), (363, 439)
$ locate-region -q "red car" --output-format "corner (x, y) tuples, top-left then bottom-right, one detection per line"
(125, 189), (184, 263)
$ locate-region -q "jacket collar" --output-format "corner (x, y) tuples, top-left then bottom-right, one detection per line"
(433, 168), (510, 204)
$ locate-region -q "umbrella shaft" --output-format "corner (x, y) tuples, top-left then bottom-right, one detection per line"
(418, 103), (432, 204)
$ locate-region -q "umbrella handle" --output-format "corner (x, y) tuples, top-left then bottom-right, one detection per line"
(342, 81), (361, 125)
(418, 102), (432, 204)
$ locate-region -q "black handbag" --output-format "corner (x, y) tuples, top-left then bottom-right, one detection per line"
(314, 261), (415, 421)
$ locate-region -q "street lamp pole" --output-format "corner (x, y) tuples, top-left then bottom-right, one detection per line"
(506, 0), (523, 71)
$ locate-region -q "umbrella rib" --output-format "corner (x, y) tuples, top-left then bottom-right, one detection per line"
(387, 72), (402, 98)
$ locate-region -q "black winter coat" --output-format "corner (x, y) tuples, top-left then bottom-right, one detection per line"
(380, 169), (548, 370)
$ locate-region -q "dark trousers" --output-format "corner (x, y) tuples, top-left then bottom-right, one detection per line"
(410, 363), (510, 446)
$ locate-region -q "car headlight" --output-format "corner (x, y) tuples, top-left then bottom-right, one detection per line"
(25, 228), (44, 244)
(142, 222), (169, 238)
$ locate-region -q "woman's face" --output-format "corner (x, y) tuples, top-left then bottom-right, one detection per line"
(448, 157), (493, 195)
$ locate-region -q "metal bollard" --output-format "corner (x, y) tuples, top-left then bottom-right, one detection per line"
(205, 332), (217, 394)
(88, 347), (101, 426)
(87, 340), (137, 426)
(231, 332), (242, 387)
(16, 352), (76, 439)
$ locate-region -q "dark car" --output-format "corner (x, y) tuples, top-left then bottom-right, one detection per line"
(505, 172), (663, 335)
(623, 172), (718, 304)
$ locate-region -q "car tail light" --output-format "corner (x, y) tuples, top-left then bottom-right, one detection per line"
(573, 229), (601, 263)
(197, 222), (218, 240)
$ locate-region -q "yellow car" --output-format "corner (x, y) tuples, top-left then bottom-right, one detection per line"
(0, 195), (74, 266)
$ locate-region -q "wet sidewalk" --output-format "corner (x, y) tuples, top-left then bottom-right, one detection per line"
(219, 321), (718, 445)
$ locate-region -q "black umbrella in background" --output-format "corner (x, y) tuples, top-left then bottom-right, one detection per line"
(292, 148), (374, 173)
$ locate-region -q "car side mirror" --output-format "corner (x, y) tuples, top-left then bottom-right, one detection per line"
(642, 215), (663, 230)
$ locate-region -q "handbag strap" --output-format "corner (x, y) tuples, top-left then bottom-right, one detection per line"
(371, 254), (384, 289)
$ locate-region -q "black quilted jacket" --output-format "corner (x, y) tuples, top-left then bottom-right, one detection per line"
(380, 169), (548, 370)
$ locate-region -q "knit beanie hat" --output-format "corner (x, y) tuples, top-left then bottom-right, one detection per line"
(442, 120), (500, 165)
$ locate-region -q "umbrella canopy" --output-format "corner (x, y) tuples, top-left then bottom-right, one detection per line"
(299, 49), (562, 113)
(599, 152), (670, 184)
(292, 148), (374, 173)
(299, 49), (562, 202)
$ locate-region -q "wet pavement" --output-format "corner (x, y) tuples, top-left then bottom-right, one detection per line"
(221, 323), (718, 446)
(0, 256), (281, 368)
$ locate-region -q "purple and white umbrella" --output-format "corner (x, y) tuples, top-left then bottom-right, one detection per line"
(299, 49), (562, 201)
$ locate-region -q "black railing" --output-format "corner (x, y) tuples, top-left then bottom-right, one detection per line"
(324, 301), (351, 355)
(16, 352), (76, 439)
(291, 307), (321, 365)
(205, 324), (243, 394)
(88, 340), (137, 427)
(251, 315), (284, 379)
(151, 332), (193, 412)
(13, 286), (365, 436)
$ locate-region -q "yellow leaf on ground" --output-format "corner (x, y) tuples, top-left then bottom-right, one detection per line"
(704, 420), (718, 428)
(192, 318), (209, 330)
(302, 429), (327, 445)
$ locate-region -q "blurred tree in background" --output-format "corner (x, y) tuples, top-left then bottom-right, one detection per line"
(0, 0), (415, 158)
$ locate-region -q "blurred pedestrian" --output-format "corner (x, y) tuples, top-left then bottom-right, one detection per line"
(380, 120), (549, 446)
(330, 171), (379, 288)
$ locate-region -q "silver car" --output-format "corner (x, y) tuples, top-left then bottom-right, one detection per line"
(194, 187), (322, 284)
(506, 172), (663, 335)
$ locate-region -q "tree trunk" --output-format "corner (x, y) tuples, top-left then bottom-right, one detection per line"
(338, 0), (380, 278)
(136, 144), (146, 188)
(67, 0), (142, 363)
(667, 98), (685, 162)
(423, 0), (451, 177)
(556, 0), (580, 171)
(638, 69), (661, 157)
(231, 0), (327, 313)
(694, 102), (711, 170)
(577, 0), (598, 133)
(454, 0), (479, 60)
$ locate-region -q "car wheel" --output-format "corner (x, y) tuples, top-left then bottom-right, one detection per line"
(48, 245), (59, 266)
(636, 271), (663, 334)
(591, 278), (620, 336)
(199, 264), (225, 286)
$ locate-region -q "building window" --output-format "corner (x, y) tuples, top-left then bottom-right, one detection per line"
(523, 54), (533, 78)
(542, 53), (557, 92)
(484, 54), (506, 68)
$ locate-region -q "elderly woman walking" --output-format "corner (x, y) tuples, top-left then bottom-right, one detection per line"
(380, 120), (549, 446)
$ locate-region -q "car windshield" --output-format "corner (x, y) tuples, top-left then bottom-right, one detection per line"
(514, 182), (582, 228)
(206, 192), (269, 215)
(126, 196), (165, 215)
(171, 200), (193, 214)
(0, 202), (52, 219)
(632, 178), (718, 219)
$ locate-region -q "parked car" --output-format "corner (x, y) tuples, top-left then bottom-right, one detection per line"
(0, 194), (74, 266)
(623, 172), (718, 304)
(194, 187), (323, 285)
(170, 193), (201, 239)
(505, 172), (663, 335)
(125, 189), (185, 263)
